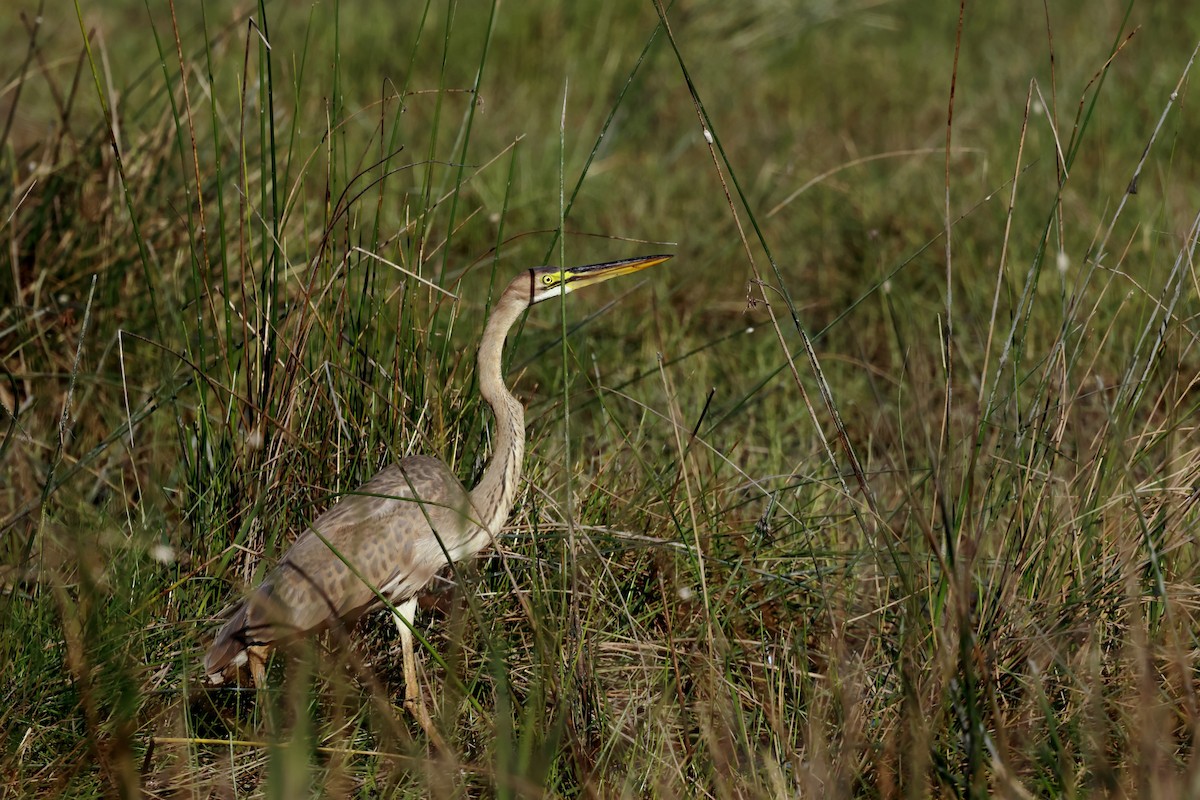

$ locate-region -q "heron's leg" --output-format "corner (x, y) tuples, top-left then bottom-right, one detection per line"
(393, 598), (439, 738)
(247, 645), (268, 687)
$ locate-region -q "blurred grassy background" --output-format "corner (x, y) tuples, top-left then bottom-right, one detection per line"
(3, 0), (1200, 796)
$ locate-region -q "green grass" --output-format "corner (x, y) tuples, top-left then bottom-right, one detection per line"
(4, 0), (1200, 795)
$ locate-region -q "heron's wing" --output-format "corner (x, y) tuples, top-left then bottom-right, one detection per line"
(253, 456), (477, 638)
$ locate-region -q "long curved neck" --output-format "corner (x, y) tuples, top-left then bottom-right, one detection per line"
(470, 283), (529, 535)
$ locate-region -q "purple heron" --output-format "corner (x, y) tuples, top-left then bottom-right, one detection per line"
(203, 255), (672, 717)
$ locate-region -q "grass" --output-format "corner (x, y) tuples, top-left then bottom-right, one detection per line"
(4, 0), (1200, 795)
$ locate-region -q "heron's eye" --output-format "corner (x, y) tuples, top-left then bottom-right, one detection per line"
(542, 274), (556, 286)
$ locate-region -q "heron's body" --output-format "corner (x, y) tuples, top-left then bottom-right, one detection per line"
(203, 457), (479, 680)
(203, 255), (670, 713)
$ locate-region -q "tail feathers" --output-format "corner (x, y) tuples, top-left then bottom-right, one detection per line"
(205, 580), (280, 683)
(204, 601), (252, 682)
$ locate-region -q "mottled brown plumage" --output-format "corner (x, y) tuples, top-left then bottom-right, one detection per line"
(203, 255), (671, 717)
(202, 457), (477, 683)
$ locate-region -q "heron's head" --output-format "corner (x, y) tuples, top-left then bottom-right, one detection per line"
(526, 254), (672, 306)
